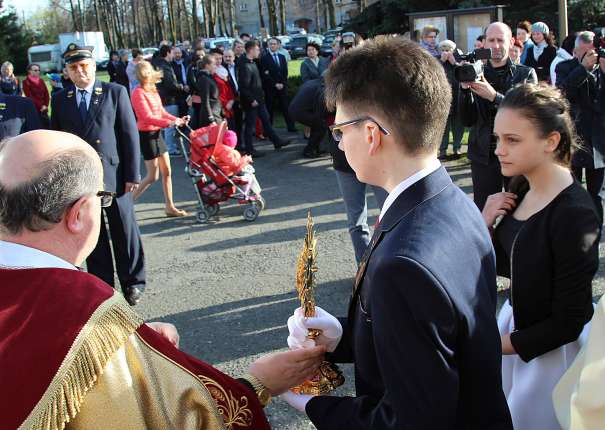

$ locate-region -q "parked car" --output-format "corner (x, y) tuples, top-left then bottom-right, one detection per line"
(323, 27), (343, 38)
(204, 37), (235, 51)
(142, 47), (158, 60)
(289, 34), (324, 59)
(320, 35), (337, 57)
(288, 27), (307, 36)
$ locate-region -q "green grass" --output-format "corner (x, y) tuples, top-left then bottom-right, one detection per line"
(288, 59), (302, 78)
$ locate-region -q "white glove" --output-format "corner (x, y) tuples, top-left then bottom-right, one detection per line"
(287, 306), (342, 352)
(280, 390), (314, 412)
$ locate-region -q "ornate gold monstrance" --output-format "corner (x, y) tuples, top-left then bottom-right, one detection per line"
(291, 212), (345, 395)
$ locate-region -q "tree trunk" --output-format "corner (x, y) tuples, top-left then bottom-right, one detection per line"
(93, 0), (102, 31)
(176, 0), (183, 42)
(257, 0), (265, 30)
(227, 0), (236, 36)
(68, 0), (79, 31)
(205, 0), (215, 37)
(266, 0), (278, 35)
(278, 0), (286, 34)
(325, 0), (336, 29)
(315, 0), (321, 33)
(192, 0), (200, 37)
(131, 0), (141, 46)
(142, 0), (156, 44)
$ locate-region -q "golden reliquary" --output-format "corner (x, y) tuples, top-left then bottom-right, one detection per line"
(290, 212), (345, 396)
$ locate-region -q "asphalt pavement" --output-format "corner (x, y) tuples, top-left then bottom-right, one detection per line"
(133, 133), (605, 429)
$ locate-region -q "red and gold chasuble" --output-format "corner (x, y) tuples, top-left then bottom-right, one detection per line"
(0, 268), (270, 430)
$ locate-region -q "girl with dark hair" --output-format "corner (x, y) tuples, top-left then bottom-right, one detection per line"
(524, 22), (558, 82)
(483, 83), (600, 430)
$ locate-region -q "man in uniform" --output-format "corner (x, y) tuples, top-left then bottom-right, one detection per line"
(0, 93), (40, 138)
(50, 44), (145, 305)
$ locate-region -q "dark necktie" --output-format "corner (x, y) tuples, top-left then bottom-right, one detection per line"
(78, 89), (88, 123)
(273, 54), (279, 65)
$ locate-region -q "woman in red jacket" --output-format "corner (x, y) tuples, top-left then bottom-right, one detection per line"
(22, 63), (50, 127)
(213, 65), (235, 120)
(131, 60), (189, 217)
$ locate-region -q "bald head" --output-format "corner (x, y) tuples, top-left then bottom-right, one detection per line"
(0, 130), (102, 235)
(0, 130), (100, 188)
(485, 22), (513, 66)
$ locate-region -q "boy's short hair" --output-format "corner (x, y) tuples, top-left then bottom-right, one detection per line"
(517, 21), (532, 33)
(324, 37), (451, 154)
(245, 40), (259, 52)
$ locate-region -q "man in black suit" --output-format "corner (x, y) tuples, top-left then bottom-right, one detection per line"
(0, 94), (41, 139)
(284, 37), (512, 429)
(238, 40), (290, 156)
(223, 48), (243, 149)
(171, 46), (191, 118)
(260, 37), (297, 132)
(50, 44), (145, 306)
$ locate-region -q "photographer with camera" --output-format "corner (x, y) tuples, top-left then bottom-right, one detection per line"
(555, 30), (605, 223)
(459, 22), (537, 210)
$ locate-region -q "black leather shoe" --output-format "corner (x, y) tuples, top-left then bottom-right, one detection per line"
(124, 286), (143, 306)
(303, 148), (321, 158)
(274, 138), (293, 150)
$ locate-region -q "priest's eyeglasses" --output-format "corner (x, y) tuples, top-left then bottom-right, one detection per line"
(329, 116), (390, 142)
(97, 191), (116, 208)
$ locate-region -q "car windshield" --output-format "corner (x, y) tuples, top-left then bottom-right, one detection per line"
(323, 36), (335, 44)
(290, 37), (308, 47)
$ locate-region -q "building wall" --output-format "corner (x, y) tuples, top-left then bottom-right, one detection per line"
(233, 0), (361, 35)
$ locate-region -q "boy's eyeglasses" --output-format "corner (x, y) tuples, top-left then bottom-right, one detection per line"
(329, 116), (390, 142)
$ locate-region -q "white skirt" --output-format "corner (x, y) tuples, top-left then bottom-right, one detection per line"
(498, 300), (591, 430)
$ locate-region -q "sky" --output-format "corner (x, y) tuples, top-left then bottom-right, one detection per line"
(7, 0), (48, 18)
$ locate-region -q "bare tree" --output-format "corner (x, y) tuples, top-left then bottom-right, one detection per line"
(257, 0), (265, 31)
(278, 0), (286, 34)
(266, 0), (278, 35)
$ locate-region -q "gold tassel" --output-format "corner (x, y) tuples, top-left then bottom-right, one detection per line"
(19, 293), (143, 430)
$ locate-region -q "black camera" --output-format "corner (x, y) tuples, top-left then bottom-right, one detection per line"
(593, 28), (605, 58)
(454, 48), (492, 82)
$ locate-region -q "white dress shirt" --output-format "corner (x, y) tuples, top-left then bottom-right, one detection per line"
(378, 159), (441, 222)
(0, 240), (76, 270)
(75, 81), (95, 110)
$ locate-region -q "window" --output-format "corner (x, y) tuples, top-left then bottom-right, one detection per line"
(239, 3), (248, 11)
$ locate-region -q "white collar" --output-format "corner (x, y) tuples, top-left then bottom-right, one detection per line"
(75, 81), (95, 94)
(378, 159), (441, 222)
(0, 240), (76, 270)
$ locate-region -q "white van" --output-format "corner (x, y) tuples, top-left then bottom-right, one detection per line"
(27, 44), (62, 72)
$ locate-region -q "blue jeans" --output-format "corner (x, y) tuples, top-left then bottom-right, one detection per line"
(335, 170), (388, 265)
(161, 104), (179, 153)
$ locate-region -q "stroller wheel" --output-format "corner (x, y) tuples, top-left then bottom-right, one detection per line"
(196, 210), (210, 224)
(255, 196), (266, 211)
(243, 205), (260, 222)
(206, 203), (220, 217)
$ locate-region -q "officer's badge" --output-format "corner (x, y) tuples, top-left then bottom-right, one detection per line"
(264, 70), (269, 74)
(0, 103), (6, 110)
(68, 43), (77, 50)
(94, 87), (103, 96)
(67, 90), (74, 98)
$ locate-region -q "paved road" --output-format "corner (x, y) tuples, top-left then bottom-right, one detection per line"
(133, 134), (605, 429)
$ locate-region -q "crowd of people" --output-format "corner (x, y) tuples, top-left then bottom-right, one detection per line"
(2, 16), (605, 430)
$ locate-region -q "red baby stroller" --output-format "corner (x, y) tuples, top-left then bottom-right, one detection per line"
(177, 122), (265, 223)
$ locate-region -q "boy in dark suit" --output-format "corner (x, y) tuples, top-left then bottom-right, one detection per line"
(284, 37), (513, 429)
(260, 37), (297, 132)
(50, 44), (145, 306)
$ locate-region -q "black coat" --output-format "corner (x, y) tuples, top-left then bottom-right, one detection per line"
(494, 179), (599, 362)
(307, 167), (513, 429)
(50, 80), (140, 194)
(107, 61), (119, 82)
(155, 58), (184, 106)
(237, 57), (265, 109)
(0, 94), (41, 138)
(556, 58), (605, 169)
(114, 61), (130, 92)
(194, 70), (222, 126)
(524, 45), (557, 82)
(459, 59), (537, 165)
